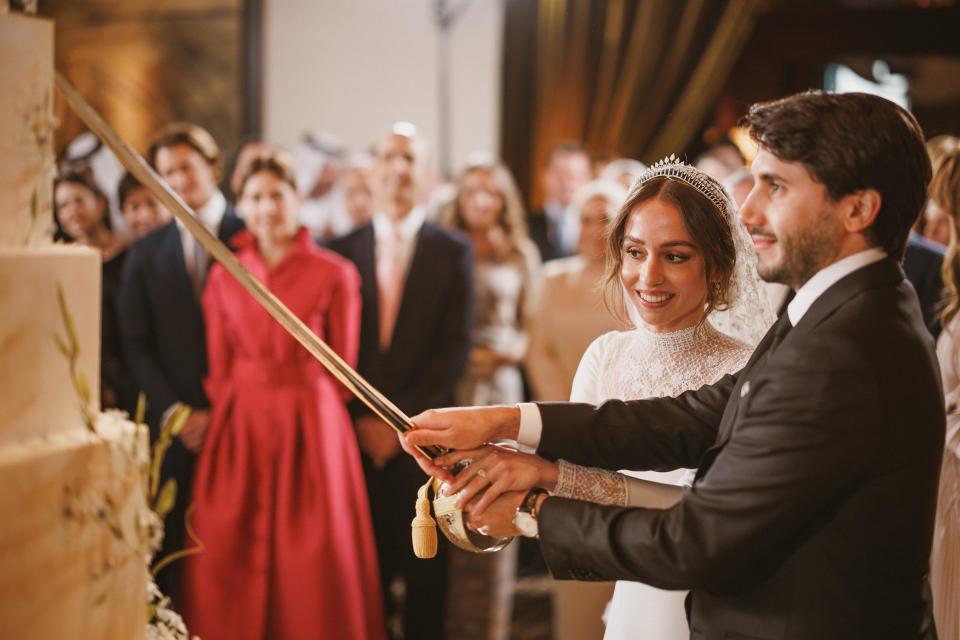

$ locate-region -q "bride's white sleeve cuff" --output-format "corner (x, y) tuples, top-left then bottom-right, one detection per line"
(516, 402), (543, 449)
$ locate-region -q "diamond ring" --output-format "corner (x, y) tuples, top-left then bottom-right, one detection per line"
(476, 468), (488, 480)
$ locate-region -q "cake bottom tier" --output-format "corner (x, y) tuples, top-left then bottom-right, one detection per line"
(0, 422), (148, 640)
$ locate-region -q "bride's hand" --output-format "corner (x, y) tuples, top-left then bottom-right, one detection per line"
(436, 445), (559, 515)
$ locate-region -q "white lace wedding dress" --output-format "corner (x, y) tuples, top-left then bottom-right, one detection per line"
(558, 320), (753, 639)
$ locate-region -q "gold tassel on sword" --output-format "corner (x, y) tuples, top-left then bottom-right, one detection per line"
(54, 73), (510, 557)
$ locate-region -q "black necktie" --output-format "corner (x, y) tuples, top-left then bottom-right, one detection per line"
(769, 314), (793, 354)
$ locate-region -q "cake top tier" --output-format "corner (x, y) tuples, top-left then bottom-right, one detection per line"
(0, 13), (55, 248)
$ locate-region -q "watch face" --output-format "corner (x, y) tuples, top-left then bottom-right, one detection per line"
(514, 511), (538, 538)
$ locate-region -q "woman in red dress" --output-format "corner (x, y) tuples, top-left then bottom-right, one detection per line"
(181, 151), (385, 640)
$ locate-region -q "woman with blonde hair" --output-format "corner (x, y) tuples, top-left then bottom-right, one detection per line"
(933, 145), (960, 640)
(440, 154), (542, 406)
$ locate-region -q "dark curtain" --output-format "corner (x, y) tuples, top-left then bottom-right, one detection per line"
(501, 0), (759, 208)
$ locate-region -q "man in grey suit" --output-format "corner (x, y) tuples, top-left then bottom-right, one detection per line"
(402, 92), (943, 639)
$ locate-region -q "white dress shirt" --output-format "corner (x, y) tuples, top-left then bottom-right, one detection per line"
(786, 247), (886, 325)
(517, 247), (889, 449)
(174, 189), (227, 294)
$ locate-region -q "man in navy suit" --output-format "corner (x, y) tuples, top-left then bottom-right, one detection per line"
(327, 123), (473, 640)
(118, 123), (244, 603)
(903, 228), (945, 337)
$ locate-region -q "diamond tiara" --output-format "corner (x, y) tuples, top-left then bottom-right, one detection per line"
(631, 154), (730, 215)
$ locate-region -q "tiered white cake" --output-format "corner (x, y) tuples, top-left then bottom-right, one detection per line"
(0, 12), (148, 640)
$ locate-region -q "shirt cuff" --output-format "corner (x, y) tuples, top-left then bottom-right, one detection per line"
(516, 402), (543, 450)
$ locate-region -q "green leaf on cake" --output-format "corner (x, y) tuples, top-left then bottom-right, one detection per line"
(134, 392), (147, 425)
(76, 371), (91, 404)
(54, 334), (70, 358)
(154, 479), (177, 521)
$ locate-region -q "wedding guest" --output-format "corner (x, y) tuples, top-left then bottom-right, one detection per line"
(295, 133), (351, 241)
(54, 170), (132, 412)
(599, 157), (647, 191)
(527, 143), (593, 261)
(440, 155), (542, 406)
(722, 168), (755, 208)
(102, 173), (176, 414)
(327, 123), (473, 640)
(918, 138), (956, 247)
(342, 153), (375, 230)
(118, 122), (244, 603)
(54, 169), (126, 255)
(526, 181), (627, 402)
(180, 152), (384, 640)
(62, 131), (129, 236)
(118, 172), (173, 238)
(694, 143), (745, 182)
(228, 139), (273, 202)
(933, 145), (960, 640)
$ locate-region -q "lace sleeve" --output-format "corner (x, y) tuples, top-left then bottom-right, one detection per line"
(552, 459), (628, 506)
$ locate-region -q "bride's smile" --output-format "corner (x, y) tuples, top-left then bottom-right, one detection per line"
(619, 197), (709, 333)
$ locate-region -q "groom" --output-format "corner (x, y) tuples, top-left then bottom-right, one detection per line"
(402, 91), (943, 639)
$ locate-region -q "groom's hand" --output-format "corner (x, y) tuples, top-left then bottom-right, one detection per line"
(465, 489), (526, 539)
(405, 405), (522, 451)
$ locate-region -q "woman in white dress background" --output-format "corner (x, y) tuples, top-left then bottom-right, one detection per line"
(429, 158), (774, 639)
(931, 144), (960, 640)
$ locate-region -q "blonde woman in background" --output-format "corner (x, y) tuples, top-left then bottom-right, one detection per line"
(932, 145), (960, 640)
(440, 154), (542, 407)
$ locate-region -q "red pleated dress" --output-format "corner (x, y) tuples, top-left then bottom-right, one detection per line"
(181, 229), (385, 640)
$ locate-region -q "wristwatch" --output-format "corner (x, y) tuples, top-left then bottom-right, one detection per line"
(514, 488), (547, 539)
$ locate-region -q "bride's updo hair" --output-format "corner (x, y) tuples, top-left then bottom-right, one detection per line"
(603, 174), (737, 325)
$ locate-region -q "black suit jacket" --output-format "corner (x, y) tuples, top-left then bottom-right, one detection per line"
(903, 237), (944, 338)
(535, 258), (944, 639)
(327, 220), (473, 420)
(118, 206), (244, 432)
(527, 209), (556, 263)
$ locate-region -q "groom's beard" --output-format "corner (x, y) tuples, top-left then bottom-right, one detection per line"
(748, 208), (843, 290)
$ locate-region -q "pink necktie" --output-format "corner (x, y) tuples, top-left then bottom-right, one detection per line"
(377, 227), (405, 350)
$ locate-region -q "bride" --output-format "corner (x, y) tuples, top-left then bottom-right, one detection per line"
(427, 158), (774, 638)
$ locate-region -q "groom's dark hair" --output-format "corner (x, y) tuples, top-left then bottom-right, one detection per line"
(742, 91), (931, 258)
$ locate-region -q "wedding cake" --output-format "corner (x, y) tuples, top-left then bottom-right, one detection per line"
(0, 11), (149, 639)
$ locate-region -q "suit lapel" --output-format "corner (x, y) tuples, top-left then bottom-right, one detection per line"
(713, 317), (784, 446)
(359, 224), (381, 341)
(156, 223), (197, 309)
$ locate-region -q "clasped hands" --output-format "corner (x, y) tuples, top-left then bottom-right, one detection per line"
(398, 406), (558, 538)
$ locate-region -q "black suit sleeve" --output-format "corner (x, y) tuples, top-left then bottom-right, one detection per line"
(117, 243), (179, 429)
(537, 373), (735, 471)
(392, 239), (474, 416)
(538, 335), (879, 592)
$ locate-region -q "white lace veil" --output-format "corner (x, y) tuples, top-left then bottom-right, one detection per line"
(621, 156), (775, 347)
